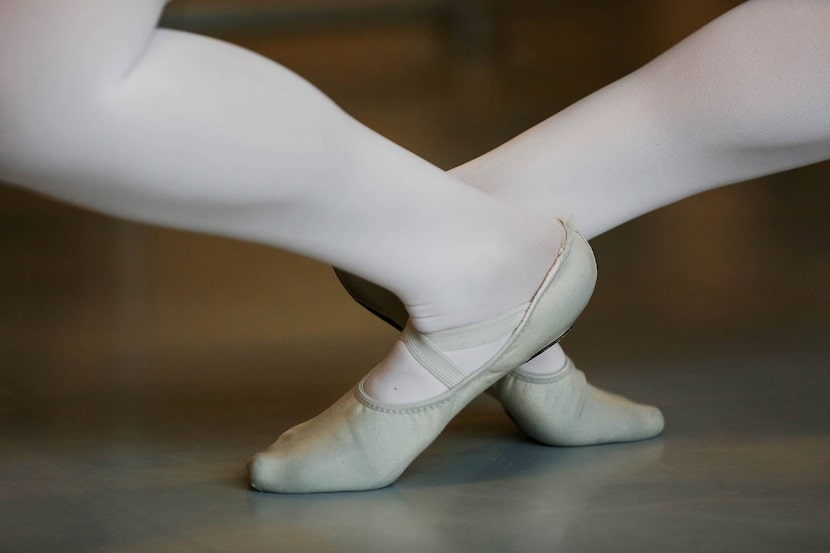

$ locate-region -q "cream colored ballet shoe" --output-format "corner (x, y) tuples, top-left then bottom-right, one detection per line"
(490, 357), (664, 446)
(248, 221), (596, 493)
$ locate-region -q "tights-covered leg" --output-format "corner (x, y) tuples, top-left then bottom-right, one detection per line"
(449, 0), (830, 443)
(454, 0), (830, 236)
(0, 1), (600, 492)
(0, 0), (568, 393)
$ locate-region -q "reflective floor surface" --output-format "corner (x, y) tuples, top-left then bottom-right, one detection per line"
(2, 1), (829, 551)
(2, 283), (829, 552)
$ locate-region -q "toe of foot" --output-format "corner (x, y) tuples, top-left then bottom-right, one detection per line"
(247, 452), (281, 493)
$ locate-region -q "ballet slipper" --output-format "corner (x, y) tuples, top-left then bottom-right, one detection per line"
(334, 231), (664, 447)
(490, 357), (664, 446)
(248, 221), (596, 493)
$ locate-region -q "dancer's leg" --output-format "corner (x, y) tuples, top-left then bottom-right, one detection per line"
(0, 0), (573, 395)
(450, 0), (830, 369)
(441, 0), (830, 443)
(453, 0), (830, 239)
(1, 0), (600, 492)
(0, 0), (596, 491)
(0, 1), (562, 330)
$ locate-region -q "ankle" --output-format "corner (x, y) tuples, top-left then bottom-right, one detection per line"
(406, 214), (566, 334)
(515, 344), (569, 376)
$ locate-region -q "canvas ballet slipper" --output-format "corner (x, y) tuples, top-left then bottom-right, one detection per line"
(248, 221), (596, 493)
(490, 356), (664, 446)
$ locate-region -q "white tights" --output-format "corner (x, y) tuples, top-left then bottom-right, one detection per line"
(452, 0), (830, 374)
(0, 0), (562, 339)
(454, 0), (830, 238)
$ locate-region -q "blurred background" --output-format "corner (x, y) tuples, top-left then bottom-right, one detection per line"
(1, 2), (828, 551)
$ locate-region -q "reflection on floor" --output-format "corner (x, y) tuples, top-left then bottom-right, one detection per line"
(1, 1), (829, 551)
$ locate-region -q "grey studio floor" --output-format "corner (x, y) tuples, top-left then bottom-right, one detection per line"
(2, 1), (829, 552)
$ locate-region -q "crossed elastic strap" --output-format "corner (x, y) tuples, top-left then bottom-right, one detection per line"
(401, 302), (530, 388)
